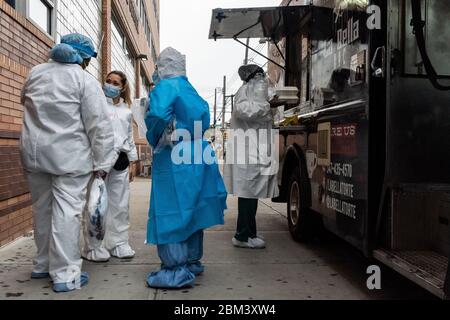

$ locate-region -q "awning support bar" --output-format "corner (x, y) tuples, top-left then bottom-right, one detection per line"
(233, 37), (285, 70)
(274, 41), (285, 62)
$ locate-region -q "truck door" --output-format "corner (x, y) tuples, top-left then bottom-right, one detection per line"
(374, 0), (450, 299)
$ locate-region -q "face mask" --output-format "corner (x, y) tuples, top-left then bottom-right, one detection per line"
(103, 83), (122, 99)
(249, 75), (269, 102)
(152, 70), (160, 85)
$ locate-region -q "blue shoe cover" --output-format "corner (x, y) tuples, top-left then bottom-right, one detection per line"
(146, 267), (195, 289)
(31, 272), (50, 279)
(188, 262), (205, 276)
(53, 272), (89, 293)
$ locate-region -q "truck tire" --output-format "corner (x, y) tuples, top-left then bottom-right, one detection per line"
(286, 166), (314, 242)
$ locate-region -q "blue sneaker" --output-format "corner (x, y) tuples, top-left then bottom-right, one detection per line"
(53, 272), (89, 293)
(31, 272), (50, 279)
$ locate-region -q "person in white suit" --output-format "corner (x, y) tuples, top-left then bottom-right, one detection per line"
(20, 33), (116, 293)
(224, 64), (280, 250)
(82, 70), (138, 262)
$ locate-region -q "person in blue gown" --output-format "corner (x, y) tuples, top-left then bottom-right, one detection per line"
(145, 47), (227, 288)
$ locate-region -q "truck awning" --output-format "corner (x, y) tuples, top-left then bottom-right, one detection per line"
(209, 6), (310, 41)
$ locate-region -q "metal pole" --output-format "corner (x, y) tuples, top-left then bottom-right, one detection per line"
(222, 76), (226, 129)
(244, 38), (250, 64)
(231, 94), (235, 112)
(213, 88), (217, 127)
(222, 76), (227, 160)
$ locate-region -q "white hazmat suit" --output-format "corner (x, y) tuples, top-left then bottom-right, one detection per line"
(83, 98), (138, 261)
(224, 74), (280, 199)
(21, 61), (116, 285)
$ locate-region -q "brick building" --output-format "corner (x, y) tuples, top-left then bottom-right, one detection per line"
(0, 0), (160, 247)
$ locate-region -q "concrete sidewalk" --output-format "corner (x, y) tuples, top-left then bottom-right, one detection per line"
(0, 178), (434, 300)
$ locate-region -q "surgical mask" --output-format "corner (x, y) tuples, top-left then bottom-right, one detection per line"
(249, 74), (269, 102)
(152, 70), (160, 85)
(103, 83), (122, 99)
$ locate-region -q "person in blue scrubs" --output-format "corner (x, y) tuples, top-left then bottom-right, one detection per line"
(145, 47), (227, 289)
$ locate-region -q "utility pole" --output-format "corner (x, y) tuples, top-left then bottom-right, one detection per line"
(222, 76), (227, 160)
(222, 76), (226, 129)
(213, 88), (217, 127)
(244, 38), (250, 65)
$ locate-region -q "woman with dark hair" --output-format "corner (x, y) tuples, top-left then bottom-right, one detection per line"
(83, 71), (138, 262)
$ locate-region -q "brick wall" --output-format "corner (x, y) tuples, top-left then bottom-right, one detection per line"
(0, 0), (159, 246)
(0, 0), (54, 246)
(101, 0), (112, 83)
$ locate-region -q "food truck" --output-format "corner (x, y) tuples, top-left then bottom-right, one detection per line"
(209, 0), (450, 298)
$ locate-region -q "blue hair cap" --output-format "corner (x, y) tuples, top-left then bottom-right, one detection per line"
(61, 33), (98, 59)
(49, 43), (83, 64)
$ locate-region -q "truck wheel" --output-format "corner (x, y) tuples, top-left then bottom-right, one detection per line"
(287, 166), (313, 242)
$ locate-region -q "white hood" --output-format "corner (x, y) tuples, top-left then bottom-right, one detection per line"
(157, 47), (186, 79)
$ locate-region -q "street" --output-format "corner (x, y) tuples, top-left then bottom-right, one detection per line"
(0, 178), (436, 300)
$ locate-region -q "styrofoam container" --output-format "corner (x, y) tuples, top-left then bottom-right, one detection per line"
(276, 86), (299, 98)
(277, 97), (299, 104)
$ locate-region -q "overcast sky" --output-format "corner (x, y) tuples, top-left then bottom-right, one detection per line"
(160, 0), (280, 122)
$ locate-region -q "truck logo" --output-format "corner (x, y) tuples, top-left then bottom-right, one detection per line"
(337, 17), (360, 50)
(331, 124), (357, 156)
(333, 3), (381, 30)
(331, 125), (356, 137)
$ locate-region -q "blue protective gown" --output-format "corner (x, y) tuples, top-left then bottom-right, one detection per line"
(145, 76), (227, 246)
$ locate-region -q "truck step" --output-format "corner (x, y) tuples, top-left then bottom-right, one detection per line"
(373, 249), (448, 299)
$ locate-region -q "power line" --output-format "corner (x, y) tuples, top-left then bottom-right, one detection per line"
(217, 41), (268, 93)
(246, 43), (266, 62)
(203, 93), (217, 101)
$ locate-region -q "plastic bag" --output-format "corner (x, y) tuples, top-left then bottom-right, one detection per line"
(131, 97), (148, 139)
(241, 75), (272, 121)
(154, 117), (176, 154)
(86, 177), (108, 242)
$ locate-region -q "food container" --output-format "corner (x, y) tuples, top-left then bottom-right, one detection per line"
(276, 86), (299, 104)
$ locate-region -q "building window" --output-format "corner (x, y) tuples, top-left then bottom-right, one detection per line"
(56, 0), (102, 79)
(5, 0), (15, 8)
(12, 0), (56, 37)
(152, 0), (159, 31)
(111, 15), (137, 100)
(140, 0), (145, 22)
(128, 0), (139, 31)
(112, 17), (126, 50)
(139, 0), (153, 51)
(29, 0), (54, 35)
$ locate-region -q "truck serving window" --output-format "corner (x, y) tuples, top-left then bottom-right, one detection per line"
(405, 0), (450, 77)
(283, 28), (311, 111)
(310, 5), (369, 110)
